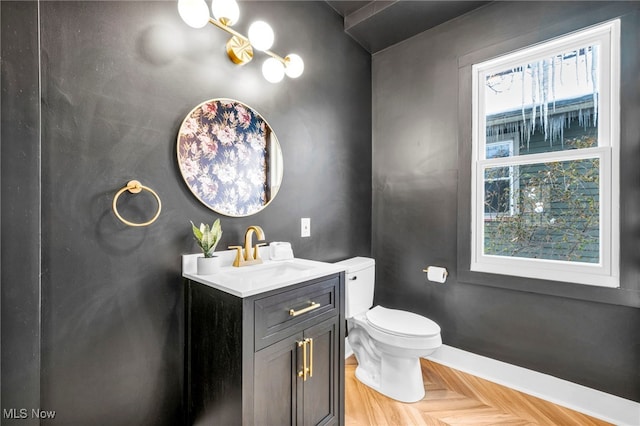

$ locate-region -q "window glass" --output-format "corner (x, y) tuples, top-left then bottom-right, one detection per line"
(485, 140), (515, 216)
(483, 158), (600, 263)
(483, 44), (600, 156)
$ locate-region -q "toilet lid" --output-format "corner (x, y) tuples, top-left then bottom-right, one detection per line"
(366, 306), (440, 337)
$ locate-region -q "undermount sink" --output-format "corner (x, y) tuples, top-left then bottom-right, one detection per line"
(182, 253), (346, 298)
(217, 259), (316, 281)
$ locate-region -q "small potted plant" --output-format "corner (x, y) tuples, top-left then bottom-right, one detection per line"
(191, 218), (223, 274)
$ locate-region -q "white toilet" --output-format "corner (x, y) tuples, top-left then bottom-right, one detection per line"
(336, 257), (442, 403)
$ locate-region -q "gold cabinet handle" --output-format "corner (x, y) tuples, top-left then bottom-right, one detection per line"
(297, 338), (313, 381)
(298, 340), (308, 381)
(308, 338), (313, 378)
(289, 302), (320, 317)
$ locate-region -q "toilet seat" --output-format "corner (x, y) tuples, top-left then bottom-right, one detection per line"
(365, 306), (441, 337)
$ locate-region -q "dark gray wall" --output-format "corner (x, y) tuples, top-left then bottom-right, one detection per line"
(1, 1), (371, 424)
(373, 1), (640, 401)
(1, 2), (41, 424)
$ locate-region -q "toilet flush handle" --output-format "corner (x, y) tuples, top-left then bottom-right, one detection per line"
(349, 275), (358, 280)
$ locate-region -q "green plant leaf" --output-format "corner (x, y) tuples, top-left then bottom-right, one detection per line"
(191, 219), (223, 257)
(191, 221), (203, 242)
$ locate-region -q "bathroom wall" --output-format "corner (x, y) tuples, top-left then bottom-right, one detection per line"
(372, 1), (640, 401)
(1, 1), (371, 424)
(1, 1), (42, 419)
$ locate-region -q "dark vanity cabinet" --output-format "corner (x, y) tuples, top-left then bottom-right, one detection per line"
(185, 272), (345, 425)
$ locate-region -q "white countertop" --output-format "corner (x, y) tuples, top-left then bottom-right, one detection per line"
(182, 250), (346, 298)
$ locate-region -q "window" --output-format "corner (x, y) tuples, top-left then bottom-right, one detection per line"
(471, 20), (620, 288)
(485, 138), (517, 218)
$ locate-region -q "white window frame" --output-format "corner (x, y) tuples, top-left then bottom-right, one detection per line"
(484, 137), (518, 219)
(471, 20), (620, 288)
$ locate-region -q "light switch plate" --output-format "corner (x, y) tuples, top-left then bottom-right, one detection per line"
(301, 218), (311, 237)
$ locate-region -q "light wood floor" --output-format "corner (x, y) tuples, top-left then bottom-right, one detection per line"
(345, 356), (611, 425)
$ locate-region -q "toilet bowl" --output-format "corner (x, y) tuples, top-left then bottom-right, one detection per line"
(336, 257), (442, 403)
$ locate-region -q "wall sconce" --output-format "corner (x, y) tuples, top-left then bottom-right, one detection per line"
(178, 0), (304, 83)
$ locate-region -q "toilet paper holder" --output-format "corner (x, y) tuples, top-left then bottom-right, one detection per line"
(422, 266), (448, 274)
(422, 266), (448, 283)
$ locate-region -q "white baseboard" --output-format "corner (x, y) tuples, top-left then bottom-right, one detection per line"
(425, 344), (640, 426)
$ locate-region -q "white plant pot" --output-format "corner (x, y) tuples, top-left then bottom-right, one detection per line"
(197, 256), (220, 275)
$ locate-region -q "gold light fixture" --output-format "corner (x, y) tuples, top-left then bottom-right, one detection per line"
(177, 0), (304, 83)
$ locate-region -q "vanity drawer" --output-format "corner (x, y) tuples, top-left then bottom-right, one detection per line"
(254, 275), (340, 350)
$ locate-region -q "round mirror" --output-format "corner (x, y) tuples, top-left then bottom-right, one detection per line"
(177, 98), (283, 217)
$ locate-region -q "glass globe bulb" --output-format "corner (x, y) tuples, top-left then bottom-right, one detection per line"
(248, 21), (275, 51)
(262, 58), (285, 83)
(178, 0), (210, 29)
(284, 54), (304, 78)
(211, 0), (239, 26)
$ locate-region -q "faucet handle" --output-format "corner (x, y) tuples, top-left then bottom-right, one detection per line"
(228, 245), (243, 267)
(253, 242), (267, 260)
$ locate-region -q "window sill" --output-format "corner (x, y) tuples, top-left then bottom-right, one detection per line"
(457, 266), (639, 308)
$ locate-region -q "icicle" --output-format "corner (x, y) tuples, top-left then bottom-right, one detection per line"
(576, 108), (594, 131)
(538, 61), (544, 136)
(520, 65), (529, 146)
(549, 115), (565, 144)
(575, 49), (580, 85)
(580, 109), (593, 130)
(551, 55), (557, 112)
(583, 47), (590, 84)
(560, 112), (564, 148)
(578, 109), (583, 128)
(530, 62), (538, 151)
(513, 120), (520, 136)
(591, 45), (599, 127)
(559, 53), (565, 86)
(542, 59), (550, 144)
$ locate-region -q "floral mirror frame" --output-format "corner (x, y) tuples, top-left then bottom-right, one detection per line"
(177, 98), (283, 217)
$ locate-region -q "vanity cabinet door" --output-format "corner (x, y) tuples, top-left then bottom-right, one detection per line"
(254, 333), (301, 426)
(302, 317), (339, 426)
(254, 317), (340, 426)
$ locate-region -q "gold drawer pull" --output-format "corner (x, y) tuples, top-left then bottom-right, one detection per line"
(289, 302), (320, 317)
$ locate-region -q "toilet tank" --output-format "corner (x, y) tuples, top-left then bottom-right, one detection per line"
(335, 257), (375, 318)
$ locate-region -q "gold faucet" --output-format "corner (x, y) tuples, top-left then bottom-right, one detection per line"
(229, 226), (266, 267)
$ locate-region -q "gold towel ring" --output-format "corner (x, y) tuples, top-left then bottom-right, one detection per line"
(112, 180), (162, 227)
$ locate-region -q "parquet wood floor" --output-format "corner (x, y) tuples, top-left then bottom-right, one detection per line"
(345, 356), (611, 426)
